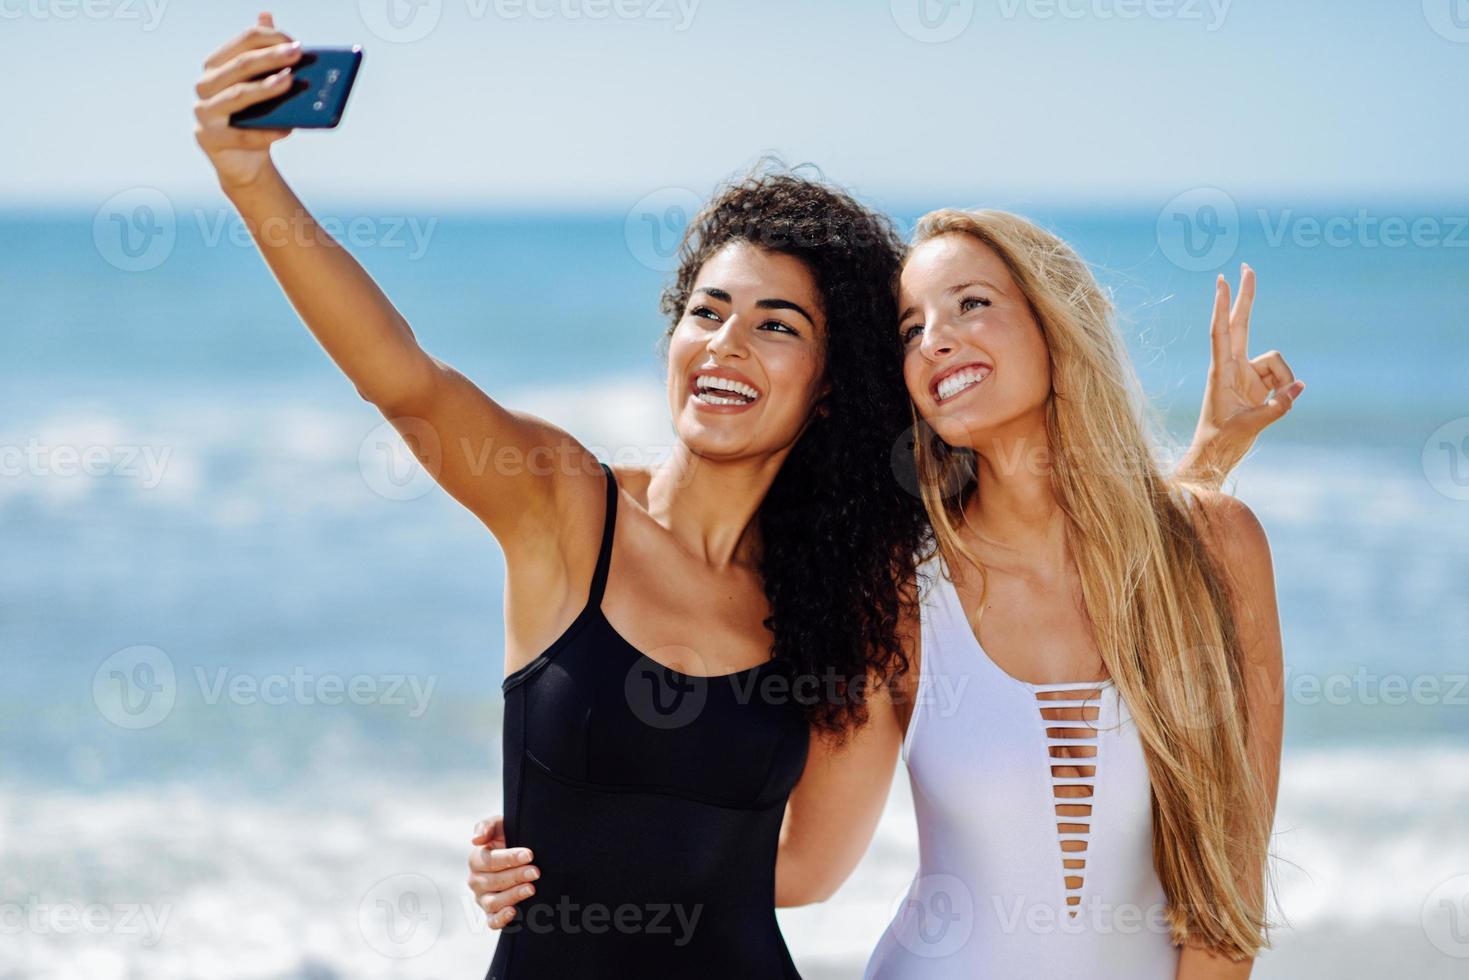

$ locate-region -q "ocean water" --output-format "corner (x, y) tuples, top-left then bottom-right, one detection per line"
(3, 203), (1466, 978)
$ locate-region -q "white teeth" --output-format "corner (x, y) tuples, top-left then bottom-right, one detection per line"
(694, 374), (760, 402)
(936, 366), (991, 401)
(695, 392), (747, 406)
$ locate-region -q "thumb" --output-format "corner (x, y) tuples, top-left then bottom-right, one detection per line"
(471, 816), (505, 845)
(258, 11), (274, 28)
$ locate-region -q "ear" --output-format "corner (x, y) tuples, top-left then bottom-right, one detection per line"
(815, 379), (833, 416)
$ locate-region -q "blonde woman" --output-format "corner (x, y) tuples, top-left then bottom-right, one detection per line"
(473, 211), (1299, 978)
(860, 212), (1288, 977)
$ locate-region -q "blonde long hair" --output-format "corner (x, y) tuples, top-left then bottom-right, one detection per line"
(908, 209), (1271, 958)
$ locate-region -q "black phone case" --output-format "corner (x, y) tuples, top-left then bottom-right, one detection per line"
(230, 47), (363, 130)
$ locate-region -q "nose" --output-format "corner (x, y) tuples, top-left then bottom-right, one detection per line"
(707, 314), (749, 360)
(919, 315), (957, 361)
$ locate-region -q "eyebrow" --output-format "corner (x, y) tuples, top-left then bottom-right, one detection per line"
(897, 279), (1004, 324)
(692, 288), (818, 329)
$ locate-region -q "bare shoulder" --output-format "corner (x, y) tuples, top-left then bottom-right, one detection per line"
(1178, 485), (1272, 579)
(1177, 486), (1282, 664)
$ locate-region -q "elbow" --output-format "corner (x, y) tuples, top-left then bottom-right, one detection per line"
(775, 869), (841, 908)
(360, 358), (440, 418)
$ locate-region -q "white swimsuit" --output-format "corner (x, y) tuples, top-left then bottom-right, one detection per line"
(864, 554), (1179, 979)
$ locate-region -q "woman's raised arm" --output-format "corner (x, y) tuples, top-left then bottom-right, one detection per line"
(193, 14), (597, 550)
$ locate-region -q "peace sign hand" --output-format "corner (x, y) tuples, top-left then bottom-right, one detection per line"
(1178, 264), (1306, 488)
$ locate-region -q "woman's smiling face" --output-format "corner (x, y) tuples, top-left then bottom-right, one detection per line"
(667, 241), (829, 461)
(898, 233), (1051, 450)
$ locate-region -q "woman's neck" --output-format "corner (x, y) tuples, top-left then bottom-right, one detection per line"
(645, 442), (785, 568)
(961, 420), (1071, 579)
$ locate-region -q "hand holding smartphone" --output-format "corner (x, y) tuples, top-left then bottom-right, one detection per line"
(229, 46), (363, 130)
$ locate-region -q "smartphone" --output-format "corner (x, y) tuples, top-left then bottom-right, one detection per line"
(230, 46), (363, 129)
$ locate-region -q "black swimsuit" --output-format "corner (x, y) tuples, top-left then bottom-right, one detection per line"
(487, 463), (810, 979)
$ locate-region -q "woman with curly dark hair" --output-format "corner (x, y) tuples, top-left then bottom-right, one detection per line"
(194, 16), (925, 977)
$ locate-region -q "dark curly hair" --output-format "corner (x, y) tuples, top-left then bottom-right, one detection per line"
(659, 166), (929, 738)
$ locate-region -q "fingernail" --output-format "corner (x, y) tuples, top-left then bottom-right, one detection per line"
(520, 885), (535, 898)
(524, 867), (539, 881)
(518, 849), (533, 862)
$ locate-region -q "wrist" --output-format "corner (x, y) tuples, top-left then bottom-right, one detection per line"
(219, 161), (283, 204)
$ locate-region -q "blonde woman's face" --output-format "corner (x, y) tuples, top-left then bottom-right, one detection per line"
(897, 233), (1051, 450)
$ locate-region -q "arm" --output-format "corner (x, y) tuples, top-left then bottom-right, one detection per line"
(775, 676), (904, 906)
(1175, 491), (1285, 979)
(1175, 266), (1306, 489)
(192, 14), (596, 558)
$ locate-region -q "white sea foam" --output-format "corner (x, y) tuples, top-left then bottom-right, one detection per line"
(8, 743), (1467, 979)
(0, 378), (670, 522)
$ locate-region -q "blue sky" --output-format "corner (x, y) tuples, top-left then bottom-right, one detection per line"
(4, 0), (1467, 208)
